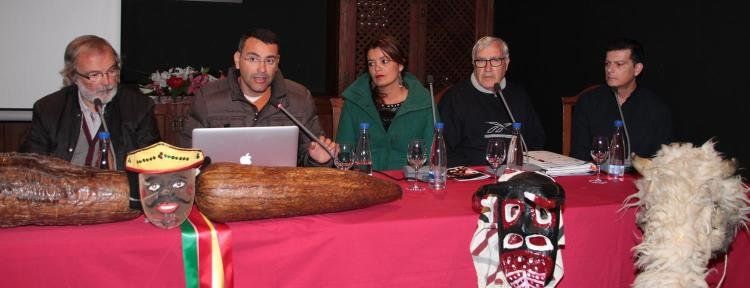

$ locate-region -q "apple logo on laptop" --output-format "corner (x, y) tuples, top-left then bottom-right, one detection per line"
(239, 153), (253, 165)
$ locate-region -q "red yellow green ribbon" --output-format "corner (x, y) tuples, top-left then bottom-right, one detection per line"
(180, 207), (234, 288)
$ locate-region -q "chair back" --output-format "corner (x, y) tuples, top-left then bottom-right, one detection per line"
(561, 85), (600, 156)
(330, 97), (344, 140)
(434, 84), (453, 105)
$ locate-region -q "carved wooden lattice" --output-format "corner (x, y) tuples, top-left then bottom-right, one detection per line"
(355, 0), (411, 75)
(338, 0), (491, 94)
(425, 0), (477, 92)
(334, 0), (492, 137)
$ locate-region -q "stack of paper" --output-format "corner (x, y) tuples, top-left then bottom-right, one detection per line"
(524, 151), (594, 176)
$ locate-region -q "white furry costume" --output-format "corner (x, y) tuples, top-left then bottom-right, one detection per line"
(625, 142), (749, 288)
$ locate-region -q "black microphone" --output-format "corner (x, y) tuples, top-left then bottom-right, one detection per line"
(493, 82), (517, 124)
(610, 87), (632, 161)
(93, 98), (109, 131)
(93, 98), (112, 135)
(93, 98), (103, 111)
(426, 75), (437, 126)
(493, 82), (528, 154)
(93, 98), (117, 168)
(270, 101), (336, 160)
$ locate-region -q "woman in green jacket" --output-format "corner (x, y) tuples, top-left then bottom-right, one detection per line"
(336, 35), (436, 171)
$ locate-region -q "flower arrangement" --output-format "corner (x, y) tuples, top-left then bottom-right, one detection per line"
(140, 67), (218, 101)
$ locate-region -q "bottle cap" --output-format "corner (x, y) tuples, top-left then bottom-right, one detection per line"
(97, 131), (110, 140)
(614, 120), (623, 127)
(435, 122), (444, 129)
(359, 122), (369, 129)
(512, 122), (522, 129)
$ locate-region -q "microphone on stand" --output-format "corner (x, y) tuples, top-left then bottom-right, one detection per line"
(610, 87), (632, 158)
(93, 98), (117, 169)
(93, 98), (110, 133)
(610, 87), (633, 170)
(493, 83), (528, 154)
(270, 100), (336, 160)
(493, 82), (517, 124)
(426, 75), (437, 126)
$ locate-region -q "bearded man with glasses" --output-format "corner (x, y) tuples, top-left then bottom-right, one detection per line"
(20, 35), (161, 210)
(437, 36), (545, 167)
(21, 35), (161, 171)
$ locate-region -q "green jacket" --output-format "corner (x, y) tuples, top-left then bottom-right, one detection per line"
(337, 72), (437, 170)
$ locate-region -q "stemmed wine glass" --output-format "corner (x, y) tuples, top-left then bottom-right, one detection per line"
(485, 138), (507, 182)
(334, 143), (355, 171)
(590, 136), (610, 184)
(406, 139), (427, 191)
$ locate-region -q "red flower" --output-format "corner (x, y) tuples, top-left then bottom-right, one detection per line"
(166, 76), (186, 90)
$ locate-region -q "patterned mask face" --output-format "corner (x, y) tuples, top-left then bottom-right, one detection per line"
(139, 169), (196, 229)
(471, 172), (565, 288)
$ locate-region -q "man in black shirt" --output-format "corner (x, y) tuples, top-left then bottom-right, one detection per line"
(571, 38), (672, 161)
(438, 36), (545, 167)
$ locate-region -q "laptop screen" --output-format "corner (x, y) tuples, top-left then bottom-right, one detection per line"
(191, 126), (299, 167)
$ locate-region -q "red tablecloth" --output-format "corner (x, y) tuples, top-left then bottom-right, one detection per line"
(1, 171), (748, 287)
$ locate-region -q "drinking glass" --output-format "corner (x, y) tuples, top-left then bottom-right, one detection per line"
(334, 143), (355, 171)
(590, 136), (609, 184)
(406, 139), (427, 191)
(485, 138), (507, 182)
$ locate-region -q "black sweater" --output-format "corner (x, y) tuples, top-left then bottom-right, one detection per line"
(571, 85), (673, 160)
(21, 84), (161, 169)
(438, 79), (545, 167)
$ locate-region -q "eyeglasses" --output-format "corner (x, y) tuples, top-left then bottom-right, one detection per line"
(243, 55), (278, 66)
(76, 66), (120, 82)
(474, 57), (507, 68)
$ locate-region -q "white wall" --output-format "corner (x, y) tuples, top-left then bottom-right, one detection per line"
(0, 0), (120, 119)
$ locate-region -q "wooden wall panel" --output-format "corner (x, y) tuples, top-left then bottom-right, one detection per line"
(0, 122), (31, 152)
(337, 0), (495, 95)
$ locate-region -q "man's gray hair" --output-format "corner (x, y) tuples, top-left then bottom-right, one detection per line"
(61, 35), (120, 85)
(471, 36), (510, 60)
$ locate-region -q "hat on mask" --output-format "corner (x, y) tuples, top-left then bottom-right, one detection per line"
(125, 142), (204, 174)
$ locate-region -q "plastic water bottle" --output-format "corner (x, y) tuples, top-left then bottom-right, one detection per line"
(428, 122), (447, 190)
(97, 131), (112, 170)
(355, 122), (372, 175)
(608, 120), (626, 181)
(506, 122), (524, 170)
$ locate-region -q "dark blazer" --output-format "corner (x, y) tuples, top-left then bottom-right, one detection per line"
(20, 84), (161, 170)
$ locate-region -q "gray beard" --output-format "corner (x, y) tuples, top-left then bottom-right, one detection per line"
(78, 83), (117, 105)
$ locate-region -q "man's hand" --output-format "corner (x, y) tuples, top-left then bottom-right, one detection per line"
(309, 135), (337, 164)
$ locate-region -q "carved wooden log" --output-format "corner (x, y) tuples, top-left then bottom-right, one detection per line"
(197, 163), (402, 222)
(0, 153), (141, 227)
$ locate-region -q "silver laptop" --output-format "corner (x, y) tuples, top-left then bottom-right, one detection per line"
(191, 126), (299, 167)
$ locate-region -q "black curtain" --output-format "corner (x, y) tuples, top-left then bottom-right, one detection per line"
(121, 0), (329, 94)
(495, 1), (749, 178)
